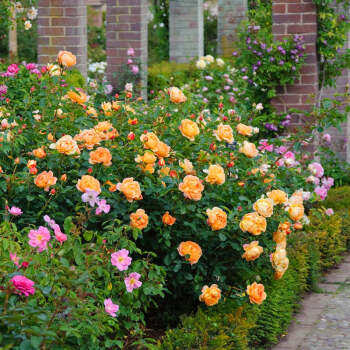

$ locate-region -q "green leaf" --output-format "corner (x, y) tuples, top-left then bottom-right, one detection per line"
(64, 216), (73, 235)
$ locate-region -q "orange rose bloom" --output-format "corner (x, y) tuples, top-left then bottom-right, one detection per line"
(86, 106), (98, 118)
(76, 175), (101, 194)
(67, 90), (88, 104)
(179, 159), (196, 175)
(33, 147), (46, 159)
(74, 129), (101, 150)
(140, 132), (160, 151)
(94, 121), (119, 140)
(138, 163), (155, 174)
(178, 175), (204, 201)
(162, 211), (176, 226)
(130, 209), (149, 230)
(253, 198), (274, 218)
(267, 190), (288, 204)
(246, 282), (267, 305)
(206, 207), (227, 231)
(199, 284), (221, 306)
(288, 203), (304, 221)
(89, 147), (112, 166)
(242, 241), (263, 261)
(239, 141), (259, 158)
(51, 135), (80, 155)
(177, 241), (202, 264)
(135, 151), (157, 164)
(34, 171), (57, 191)
(179, 119), (200, 141)
(155, 141), (171, 158)
(214, 123), (234, 144)
(117, 177), (142, 202)
(273, 229), (286, 244)
(57, 50), (76, 67)
(289, 191), (304, 205)
(169, 87), (187, 103)
(239, 212), (267, 236)
(27, 160), (37, 169)
(236, 123), (253, 136)
(205, 164), (225, 185)
(101, 102), (112, 116)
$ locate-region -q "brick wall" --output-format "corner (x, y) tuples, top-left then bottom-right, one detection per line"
(271, 0), (319, 126)
(106, 0), (148, 96)
(37, 0), (87, 77)
(169, 0), (204, 63)
(217, 0), (247, 57)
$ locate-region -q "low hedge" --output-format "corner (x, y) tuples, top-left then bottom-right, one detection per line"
(158, 186), (350, 349)
(148, 61), (200, 94)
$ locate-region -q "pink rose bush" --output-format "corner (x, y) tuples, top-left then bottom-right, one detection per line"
(10, 275), (35, 296)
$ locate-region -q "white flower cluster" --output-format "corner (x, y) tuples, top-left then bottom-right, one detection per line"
(88, 62), (107, 74)
(14, 3), (37, 30)
(195, 55), (225, 70)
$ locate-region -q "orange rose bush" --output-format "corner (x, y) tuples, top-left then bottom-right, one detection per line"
(0, 53), (335, 345)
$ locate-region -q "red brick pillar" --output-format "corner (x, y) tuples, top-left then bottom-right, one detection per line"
(37, 0), (87, 77)
(271, 0), (318, 123)
(106, 0), (148, 96)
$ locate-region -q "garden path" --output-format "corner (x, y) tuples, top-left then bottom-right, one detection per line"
(273, 254), (350, 350)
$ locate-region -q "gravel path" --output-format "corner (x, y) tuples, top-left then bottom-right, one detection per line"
(273, 255), (350, 350)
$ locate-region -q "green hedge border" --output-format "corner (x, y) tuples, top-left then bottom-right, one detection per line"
(158, 186), (350, 349)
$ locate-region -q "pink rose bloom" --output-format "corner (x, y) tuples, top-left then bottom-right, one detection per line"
(7, 64), (19, 75)
(275, 146), (288, 154)
(322, 134), (331, 143)
(104, 298), (119, 317)
(127, 47), (135, 56)
(28, 226), (51, 252)
(124, 272), (142, 293)
(10, 275), (35, 296)
(315, 186), (328, 200)
(258, 140), (274, 152)
(95, 199), (111, 215)
(325, 208), (334, 216)
(302, 191), (311, 201)
(10, 252), (20, 266)
(322, 177), (334, 190)
(308, 162), (324, 178)
(8, 206), (23, 216)
(25, 63), (37, 71)
(53, 224), (67, 243)
(276, 158), (285, 167)
(111, 249), (132, 271)
(131, 65), (139, 74)
(283, 151), (295, 160)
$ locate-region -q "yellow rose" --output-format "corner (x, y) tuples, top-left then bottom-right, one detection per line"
(239, 141), (259, 158)
(236, 123), (253, 136)
(89, 147), (112, 166)
(169, 87), (187, 103)
(267, 190), (288, 204)
(253, 198), (274, 218)
(76, 175), (101, 194)
(101, 101), (112, 116)
(140, 132), (160, 151)
(178, 175), (204, 201)
(246, 282), (267, 305)
(50, 135), (80, 155)
(177, 241), (202, 264)
(130, 209), (148, 230)
(86, 106), (98, 118)
(117, 177), (143, 202)
(214, 123), (234, 144)
(239, 212), (267, 236)
(242, 241), (263, 261)
(67, 90), (88, 104)
(199, 284), (221, 306)
(57, 50), (76, 67)
(205, 164), (225, 185)
(288, 203), (304, 221)
(206, 207), (227, 231)
(179, 119), (200, 141)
